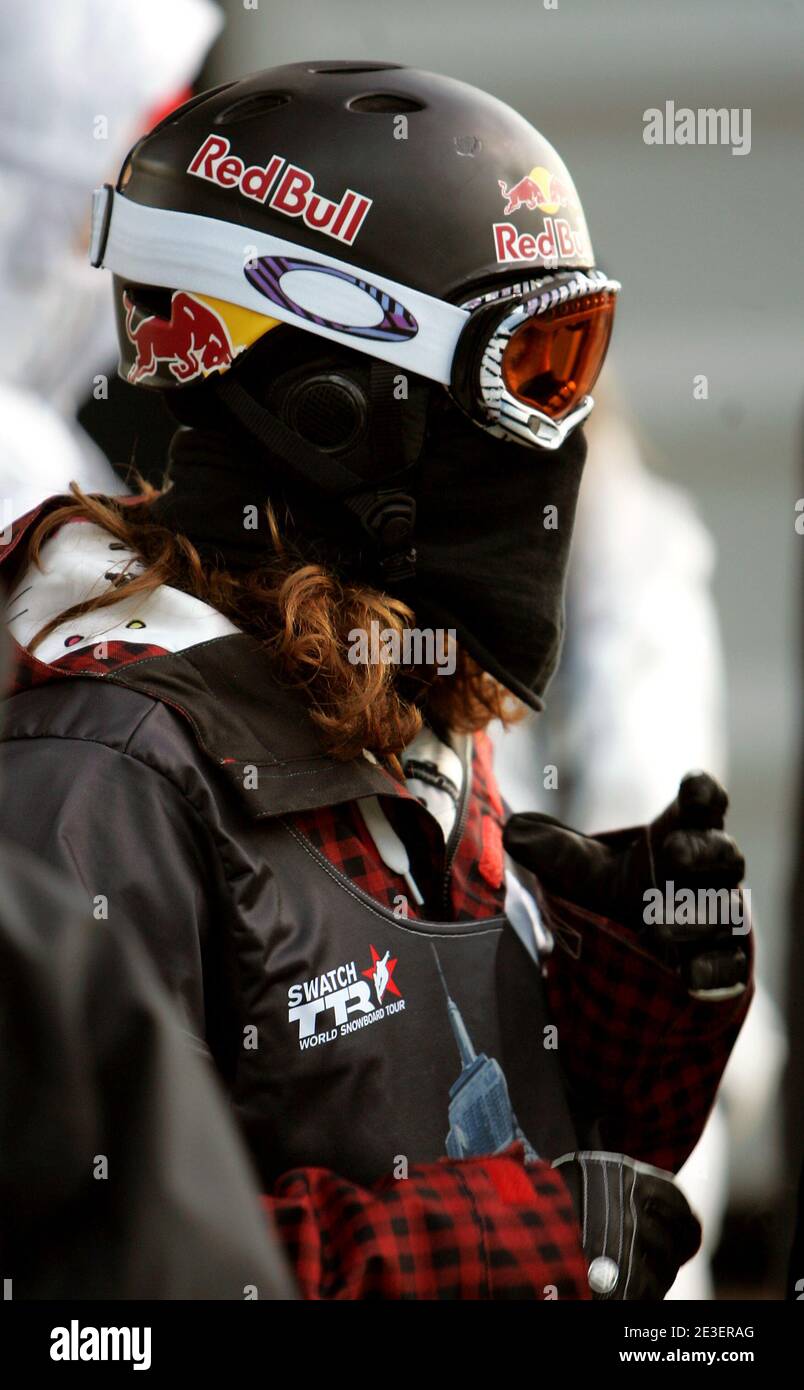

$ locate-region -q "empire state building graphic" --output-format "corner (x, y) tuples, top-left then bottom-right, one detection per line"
(432, 946), (539, 1163)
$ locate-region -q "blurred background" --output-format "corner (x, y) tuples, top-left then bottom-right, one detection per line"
(3, 0), (803, 1297)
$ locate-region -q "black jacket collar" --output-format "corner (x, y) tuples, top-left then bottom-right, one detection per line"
(110, 632), (406, 818)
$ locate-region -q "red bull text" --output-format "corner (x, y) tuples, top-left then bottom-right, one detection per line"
(493, 218), (588, 264)
(187, 134), (372, 246)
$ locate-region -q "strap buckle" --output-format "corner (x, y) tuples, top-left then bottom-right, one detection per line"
(89, 184), (114, 268)
(346, 490), (417, 582)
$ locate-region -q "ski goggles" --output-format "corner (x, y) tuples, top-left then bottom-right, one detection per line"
(450, 269), (620, 450)
(91, 188), (618, 448)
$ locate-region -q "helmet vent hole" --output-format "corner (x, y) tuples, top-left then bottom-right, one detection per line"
(150, 82), (238, 132)
(214, 92), (292, 124)
(309, 63), (401, 74)
(348, 93), (425, 114)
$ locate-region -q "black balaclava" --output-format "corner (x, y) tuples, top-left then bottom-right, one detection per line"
(146, 329), (588, 712)
(408, 406), (586, 710)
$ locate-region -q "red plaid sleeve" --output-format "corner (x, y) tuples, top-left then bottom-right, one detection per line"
(261, 1147), (589, 1300)
(542, 895), (753, 1171)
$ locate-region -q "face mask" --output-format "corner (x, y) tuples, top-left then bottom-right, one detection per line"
(406, 406), (588, 710)
(222, 340), (589, 709)
(151, 395), (587, 713)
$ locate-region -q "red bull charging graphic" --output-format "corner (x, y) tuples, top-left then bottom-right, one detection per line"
(124, 291), (240, 384)
(498, 165), (573, 216)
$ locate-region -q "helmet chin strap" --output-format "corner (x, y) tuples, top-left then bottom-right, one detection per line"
(212, 368), (421, 584)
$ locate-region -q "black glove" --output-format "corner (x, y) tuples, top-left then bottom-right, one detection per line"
(553, 1151), (701, 1300)
(503, 771), (749, 998)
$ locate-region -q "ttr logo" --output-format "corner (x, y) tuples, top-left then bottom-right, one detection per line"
(289, 978), (374, 1039)
(287, 947), (403, 1040)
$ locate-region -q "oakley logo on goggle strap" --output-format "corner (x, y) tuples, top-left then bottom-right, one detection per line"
(244, 255), (419, 344)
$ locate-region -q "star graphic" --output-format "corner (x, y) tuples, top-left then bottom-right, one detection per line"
(362, 944), (401, 1002)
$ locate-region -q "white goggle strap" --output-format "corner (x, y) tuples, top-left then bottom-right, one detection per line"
(90, 185), (469, 386)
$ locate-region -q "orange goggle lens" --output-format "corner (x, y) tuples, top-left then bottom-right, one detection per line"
(501, 290), (617, 420)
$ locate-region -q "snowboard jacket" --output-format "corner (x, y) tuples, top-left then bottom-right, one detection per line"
(0, 498), (753, 1300)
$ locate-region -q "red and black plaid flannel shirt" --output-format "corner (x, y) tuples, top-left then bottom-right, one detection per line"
(277, 730), (752, 1298)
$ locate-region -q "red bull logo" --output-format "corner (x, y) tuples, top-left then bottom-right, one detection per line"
(124, 292), (238, 384)
(494, 162), (589, 264)
(187, 134), (372, 246)
(497, 164), (576, 216)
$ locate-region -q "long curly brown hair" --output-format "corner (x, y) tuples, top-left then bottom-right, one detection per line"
(23, 483), (522, 771)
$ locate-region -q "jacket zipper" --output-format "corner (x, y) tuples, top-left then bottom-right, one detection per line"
(285, 816), (507, 933)
(441, 735), (473, 913)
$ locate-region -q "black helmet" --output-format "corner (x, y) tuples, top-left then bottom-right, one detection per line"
(91, 60), (617, 455)
(90, 62), (620, 704)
